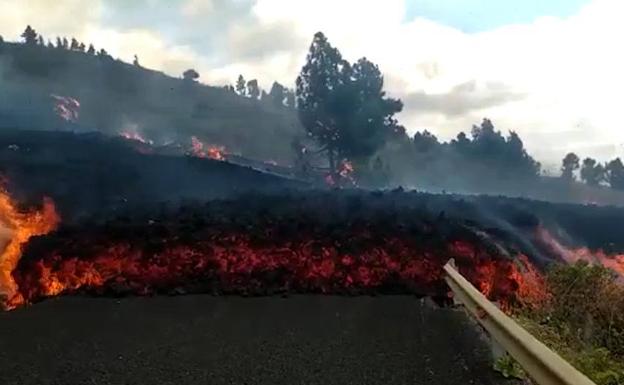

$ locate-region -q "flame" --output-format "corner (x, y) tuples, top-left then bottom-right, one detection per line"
(537, 227), (624, 276)
(50, 94), (80, 122)
(9, 221), (542, 311)
(339, 160), (354, 179)
(120, 131), (153, 145)
(0, 188), (59, 310)
(325, 160), (356, 187)
(190, 136), (226, 161)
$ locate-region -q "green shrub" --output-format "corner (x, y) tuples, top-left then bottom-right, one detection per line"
(515, 261), (624, 385)
(494, 354), (526, 379)
(545, 261), (624, 357)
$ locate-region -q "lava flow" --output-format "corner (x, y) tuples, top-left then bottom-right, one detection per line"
(4, 196), (548, 311)
(537, 227), (624, 277)
(0, 188), (59, 310)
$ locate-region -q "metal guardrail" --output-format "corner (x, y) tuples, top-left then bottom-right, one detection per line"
(443, 259), (596, 385)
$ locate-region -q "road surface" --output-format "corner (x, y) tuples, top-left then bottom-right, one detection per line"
(0, 295), (514, 385)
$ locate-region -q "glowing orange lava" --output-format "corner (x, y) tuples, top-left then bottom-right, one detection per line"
(10, 226), (543, 312)
(537, 227), (624, 276)
(0, 188), (59, 310)
(190, 136), (226, 161)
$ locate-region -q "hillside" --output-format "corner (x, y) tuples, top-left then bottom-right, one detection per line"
(0, 129), (306, 222)
(0, 42), (303, 164)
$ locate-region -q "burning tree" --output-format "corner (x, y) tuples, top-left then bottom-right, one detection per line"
(296, 32), (403, 177)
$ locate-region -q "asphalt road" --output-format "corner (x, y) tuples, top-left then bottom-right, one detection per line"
(0, 295), (513, 385)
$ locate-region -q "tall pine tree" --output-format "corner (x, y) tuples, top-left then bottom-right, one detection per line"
(296, 32), (402, 174)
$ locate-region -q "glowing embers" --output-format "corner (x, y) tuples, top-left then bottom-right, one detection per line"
(0, 187), (59, 310)
(189, 136), (226, 161)
(50, 94), (80, 122)
(325, 160), (356, 187)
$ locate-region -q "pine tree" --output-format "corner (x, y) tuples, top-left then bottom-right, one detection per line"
(269, 81), (286, 106)
(247, 79), (260, 99)
(21, 25), (38, 45)
(70, 38), (79, 51)
(580, 158), (605, 186)
(606, 158), (624, 190)
(561, 153), (580, 181)
(235, 75), (246, 95)
(296, 32), (402, 173)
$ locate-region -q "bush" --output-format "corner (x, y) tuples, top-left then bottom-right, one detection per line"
(546, 262), (624, 357)
(516, 261), (624, 385)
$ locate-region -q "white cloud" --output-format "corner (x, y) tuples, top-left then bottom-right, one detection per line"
(0, 0), (102, 40)
(84, 27), (200, 75)
(181, 0), (215, 18)
(241, 0), (624, 168)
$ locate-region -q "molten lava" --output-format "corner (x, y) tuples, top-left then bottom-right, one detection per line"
(0, 188), (59, 310)
(50, 94), (80, 122)
(537, 227), (624, 277)
(6, 203), (544, 311)
(190, 136), (226, 161)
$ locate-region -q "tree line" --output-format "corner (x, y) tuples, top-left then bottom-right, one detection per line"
(561, 153), (624, 190)
(17, 25), (111, 58)
(294, 31), (623, 192)
(293, 32), (541, 189)
(222, 74), (296, 108)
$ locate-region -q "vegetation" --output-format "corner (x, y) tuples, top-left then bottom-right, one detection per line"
(561, 152), (580, 181)
(0, 26), (303, 164)
(295, 32), (404, 175)
(560, 153), (624, 190)
(493, 354), (526, 380)
(514, 262), (624, 385)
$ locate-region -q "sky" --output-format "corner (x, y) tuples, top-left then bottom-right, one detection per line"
(0, 0), (622, 171)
